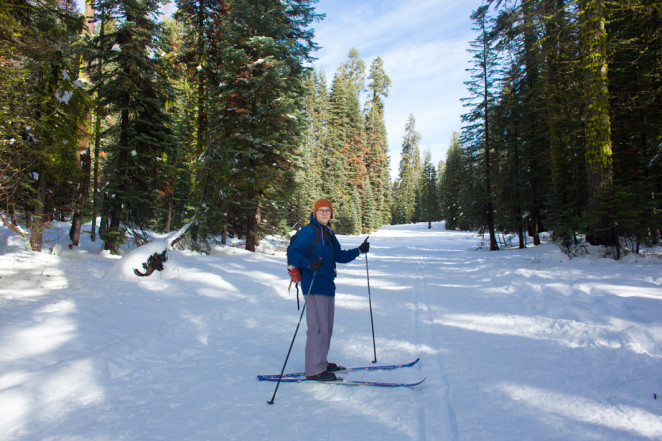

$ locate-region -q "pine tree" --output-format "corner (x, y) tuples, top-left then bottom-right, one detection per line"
(0, 1), (33, 225)
(542, 0), (585, 248)
(174, 0), (226, 155)
(149, 19), (195, 235)
(350, 187), (362, 234)
(90, 0), (176, 253)
(580, 0), (616, 247)
(365, 56), (391, 227)
(213, 0), (322, 251)
(340, 48), (366, 94)
(345, 72), (368, 202)
(362, 174), (380, 232)
(0, 0), (87, 250)
(418, 151), (439, 229)
(324, 71), (354, 233)
(337, 50), (369, 232)
(395, 114), (421, 224)
(69, 0), (99, 247)
(486, 4), (534, 249)
(314, 69), (331, 157)
(517, 0), (549, 246)
(86, 0), (107, 243)
(436, 158), (445, 220)
(492, 62), (526, 248)
(440, 133), (464, 230)
(390, 180), (407, 225)
(172, 0), (228, 244)
(462, 5), (499, 250)
(290, 70), (324, 229)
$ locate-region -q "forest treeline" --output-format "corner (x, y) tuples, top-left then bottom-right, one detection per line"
(449, 0), (661, 257)
(0, 0), (660, 258)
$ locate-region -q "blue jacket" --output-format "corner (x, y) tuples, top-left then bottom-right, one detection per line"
(287, 214), (360, 297)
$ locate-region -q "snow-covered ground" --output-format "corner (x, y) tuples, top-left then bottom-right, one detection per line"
(1, 220), (661, 440)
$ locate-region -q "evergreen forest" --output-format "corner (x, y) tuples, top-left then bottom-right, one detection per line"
(0, 0), (660, 259)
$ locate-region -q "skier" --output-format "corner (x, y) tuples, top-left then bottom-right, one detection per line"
(287, 198), (370, 381)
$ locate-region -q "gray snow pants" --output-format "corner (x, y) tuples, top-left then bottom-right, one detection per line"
(305, 294), (335, 377)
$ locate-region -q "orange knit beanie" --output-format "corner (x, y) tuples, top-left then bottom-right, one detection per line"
(312, 198), (333, 220)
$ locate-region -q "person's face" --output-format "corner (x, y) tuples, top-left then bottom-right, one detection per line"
(316, 207), (332, 225)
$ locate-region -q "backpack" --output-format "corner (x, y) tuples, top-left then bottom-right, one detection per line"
(286, 224), (320, 310)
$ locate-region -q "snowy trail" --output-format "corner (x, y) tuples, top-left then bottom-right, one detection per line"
(1, 221), (661, 440)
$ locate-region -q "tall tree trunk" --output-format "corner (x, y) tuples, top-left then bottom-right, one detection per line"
(580, 0), (616, 246)
(69, 147), (91, 246)
(245, 201), (260, 252)
(89, 0), (103, 242)
(523, 0), (544, 246)
(482, 24), (498, 251)
(90, 108), (101, 242)
(107, 197), (123, 254)
(164, 154), (176, 233)
(29, 170), (48, 252)
(71, 2), (95, 246)
(512, 124), (525, 249)
(545, 0), (568, 245)
(105, 108), (130, 254)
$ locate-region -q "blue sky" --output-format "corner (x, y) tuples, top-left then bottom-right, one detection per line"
(77, 0), (485, 177)
(310, 0), (484, 176)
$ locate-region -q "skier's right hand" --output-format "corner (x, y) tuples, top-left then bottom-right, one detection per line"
(309, 257), (323, 271)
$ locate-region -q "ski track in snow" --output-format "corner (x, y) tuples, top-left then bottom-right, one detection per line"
(413, 254), (459, 440)
(1, 221), (661, 440)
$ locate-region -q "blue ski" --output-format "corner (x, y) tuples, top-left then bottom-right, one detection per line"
(259, 376), (425, 387)
(257, 357), (421, 381)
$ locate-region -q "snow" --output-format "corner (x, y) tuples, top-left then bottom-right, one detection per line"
(1, 220), (661, 440)
(55, 89), (73, 104)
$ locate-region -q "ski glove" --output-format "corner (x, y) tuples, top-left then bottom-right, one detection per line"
(309, 257), (324, 271)
(359, 238), (370, 254)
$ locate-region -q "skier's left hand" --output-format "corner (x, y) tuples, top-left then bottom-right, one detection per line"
(359, 237), (370, 254)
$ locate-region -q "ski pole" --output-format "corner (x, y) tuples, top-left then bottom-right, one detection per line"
(364, 239), (377, 363)
(267, 271), (317, 405)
